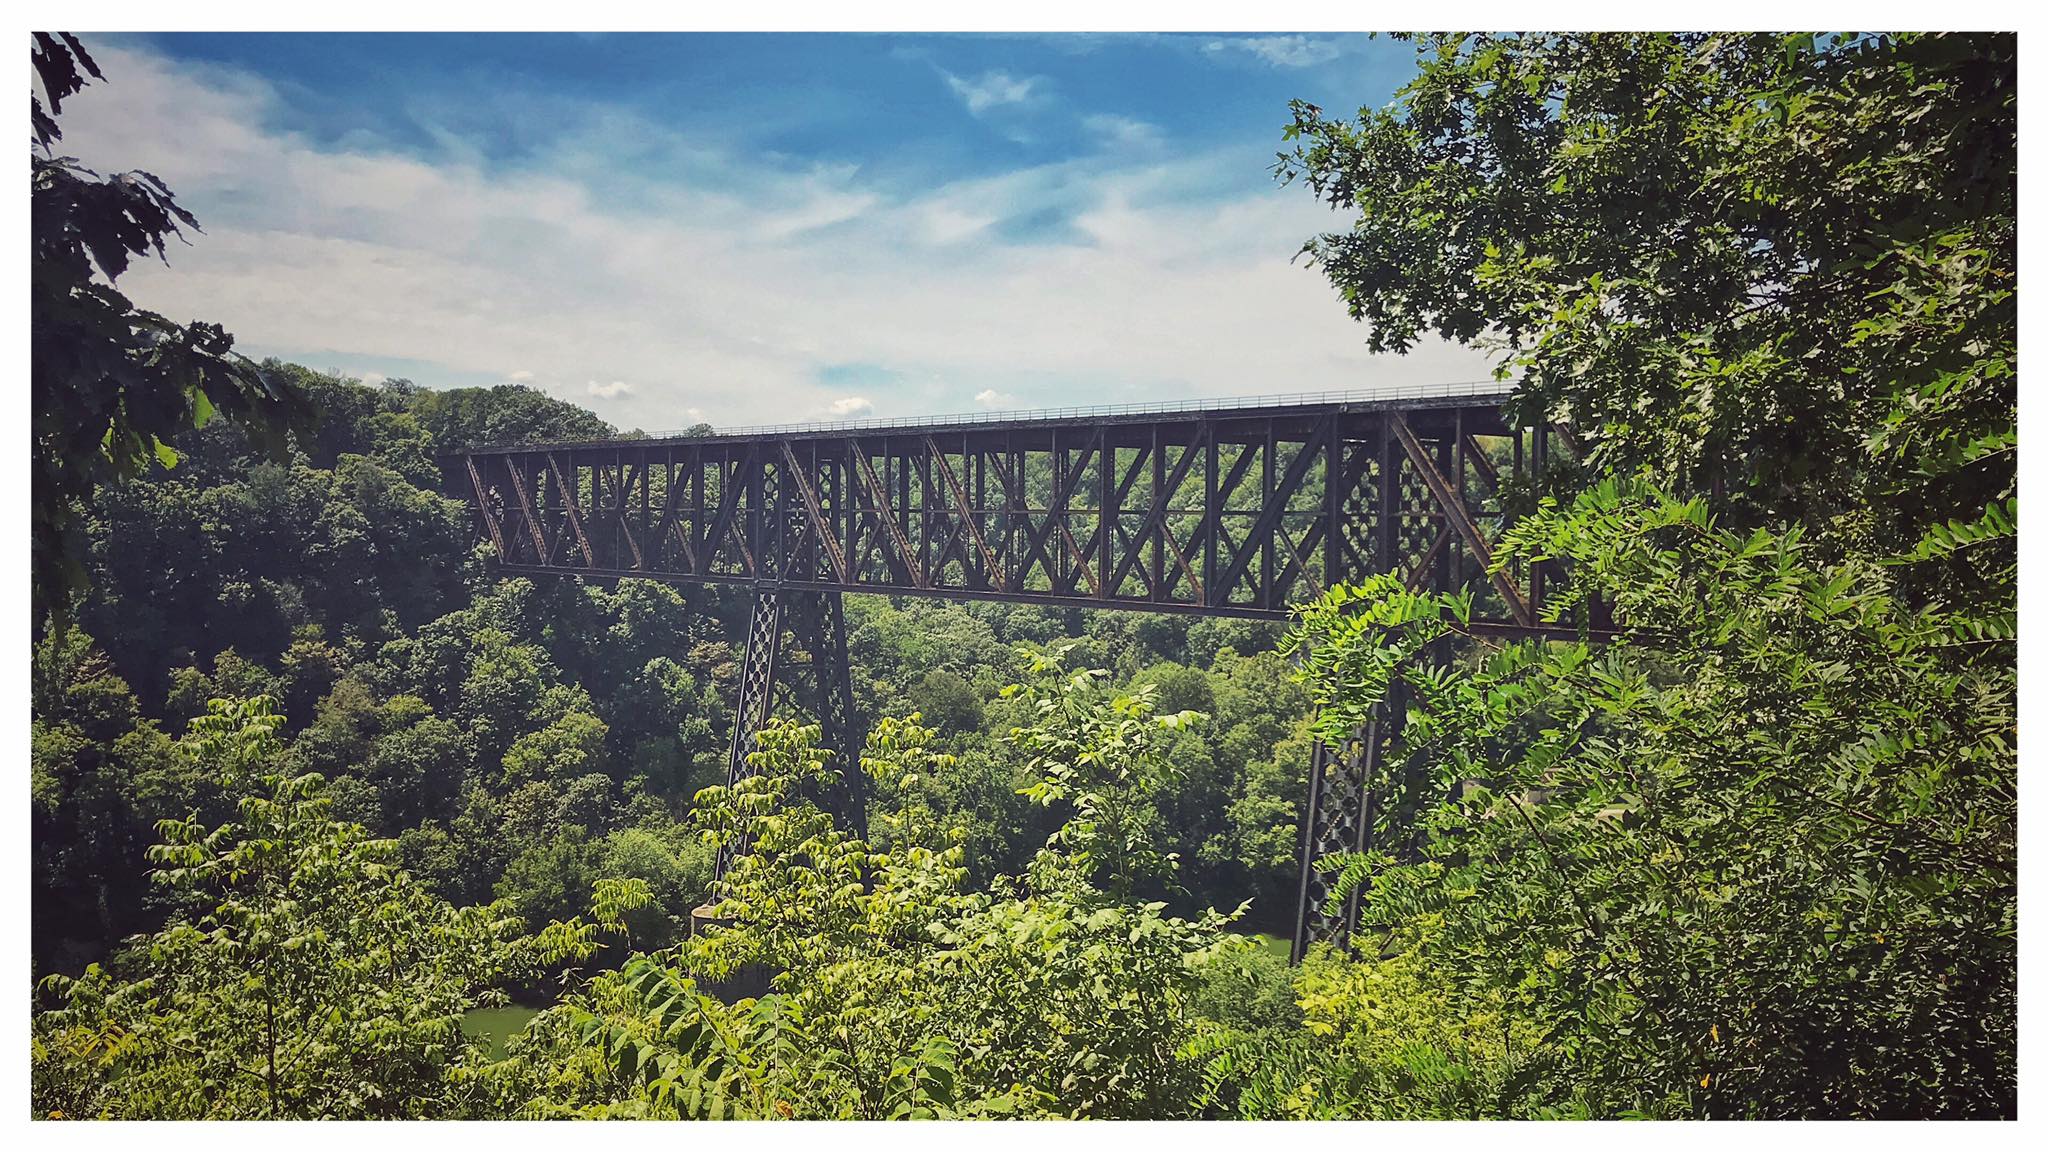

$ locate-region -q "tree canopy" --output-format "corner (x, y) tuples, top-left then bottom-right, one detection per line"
(31, 32), (312, 624)
(1280, 32), (2014, 600)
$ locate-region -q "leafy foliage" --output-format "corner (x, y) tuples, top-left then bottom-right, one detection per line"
(1244, 36), (2016, 1118)
(1280, 481), (2015, 1117)
(1008, 646), (1206, 899)
(491, 659), (1241, 1119)
(1280, 32), (2014, 602)
(32, 32), (312, 623)
(31, 697), (608, 1119)
(1185, 922), (1538, 1119)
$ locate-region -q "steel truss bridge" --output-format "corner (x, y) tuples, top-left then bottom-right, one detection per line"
(441, 385), (1570, 958)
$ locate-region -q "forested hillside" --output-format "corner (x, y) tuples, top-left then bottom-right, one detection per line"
(32, 364), (1315, 976)
(30, 31), (2015, 1120)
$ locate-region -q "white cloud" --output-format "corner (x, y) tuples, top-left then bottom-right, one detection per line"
(507, 369), (535, 382)
(942, 69), (1040, 116)
(587, 380), (632, 399)
(916, 202), (998, 246)
(974, 388), (1017, 408)
(1203, 36), (1343, 68)
(55, 43), (1492, 433)
(752, 162), (879, 239)
(825, 396), (874, 418)
(1081, 113), (1161, 150)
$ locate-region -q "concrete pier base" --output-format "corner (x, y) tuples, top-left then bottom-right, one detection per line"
(687, 902), (775, 1001)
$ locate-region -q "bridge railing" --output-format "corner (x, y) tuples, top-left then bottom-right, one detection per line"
(456, 379), (1518, 452)
(674, 379), (1510, 440)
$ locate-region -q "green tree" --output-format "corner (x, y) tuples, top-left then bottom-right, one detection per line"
(501, 709), (610, 787)
(908, 668), (983, 732)
(31, 33), (310, 623)
(31, 697), (604, 1119)
(1008, 647), (1205, 900)
(1284, 483), (2015, 1117)
(1280, 33), (2014, 597)
(1254, 34), (2016, 1119)
(29, 629), (164, 968)
(407, 383), (614, 447)
(496, 831), (602, 938)
(495, 665), (1238, 1119)
(364, 705), (474, 828)
(595, 826), (714, 948)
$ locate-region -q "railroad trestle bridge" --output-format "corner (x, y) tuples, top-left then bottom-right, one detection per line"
(441, 384), (1572, 957)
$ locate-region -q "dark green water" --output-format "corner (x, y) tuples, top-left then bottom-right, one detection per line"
(461, 1004), (544, 1061)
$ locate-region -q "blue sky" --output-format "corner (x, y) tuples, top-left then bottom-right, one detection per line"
(57, 32), (1490, 430)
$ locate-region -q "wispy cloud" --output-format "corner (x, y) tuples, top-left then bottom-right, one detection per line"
(1203, 35), (1343, 68)
(974, 388), (1017, 408)
(56, 42), (1489, 431)
(941, 69), (1041, 116)
(1081, 113), (1161, 150)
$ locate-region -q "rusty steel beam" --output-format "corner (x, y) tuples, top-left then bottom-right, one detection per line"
(1389, 411), (1535, 628)
(544, 452), (596, 567)
(846, 437), (927, 589)
(1210, 419), (1328, 608)
(1464, 433), (1503, 494)
(595, 462), (644, 570)
(1404, 529), (1453, 592)
(466, 456), (507, 558)
(1109, 432), (1203, 597)
(781, 441), (850, 582)
(701, 456), (751, 576)
(648, 461), (696, 572)
(925, 435), (1005, 592)
(1273, 523), (1327, 602)
(502, 455), (549, 562)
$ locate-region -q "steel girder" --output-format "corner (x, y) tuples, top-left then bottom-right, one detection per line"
(443, 400), (1548, 627)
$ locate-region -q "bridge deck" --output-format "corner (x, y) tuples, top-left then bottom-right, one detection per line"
(456, 382), (1513, 451)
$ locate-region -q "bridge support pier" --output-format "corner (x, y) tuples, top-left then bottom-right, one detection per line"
(717, 585), (865, 878)
(1289, 679), (1409, 963)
